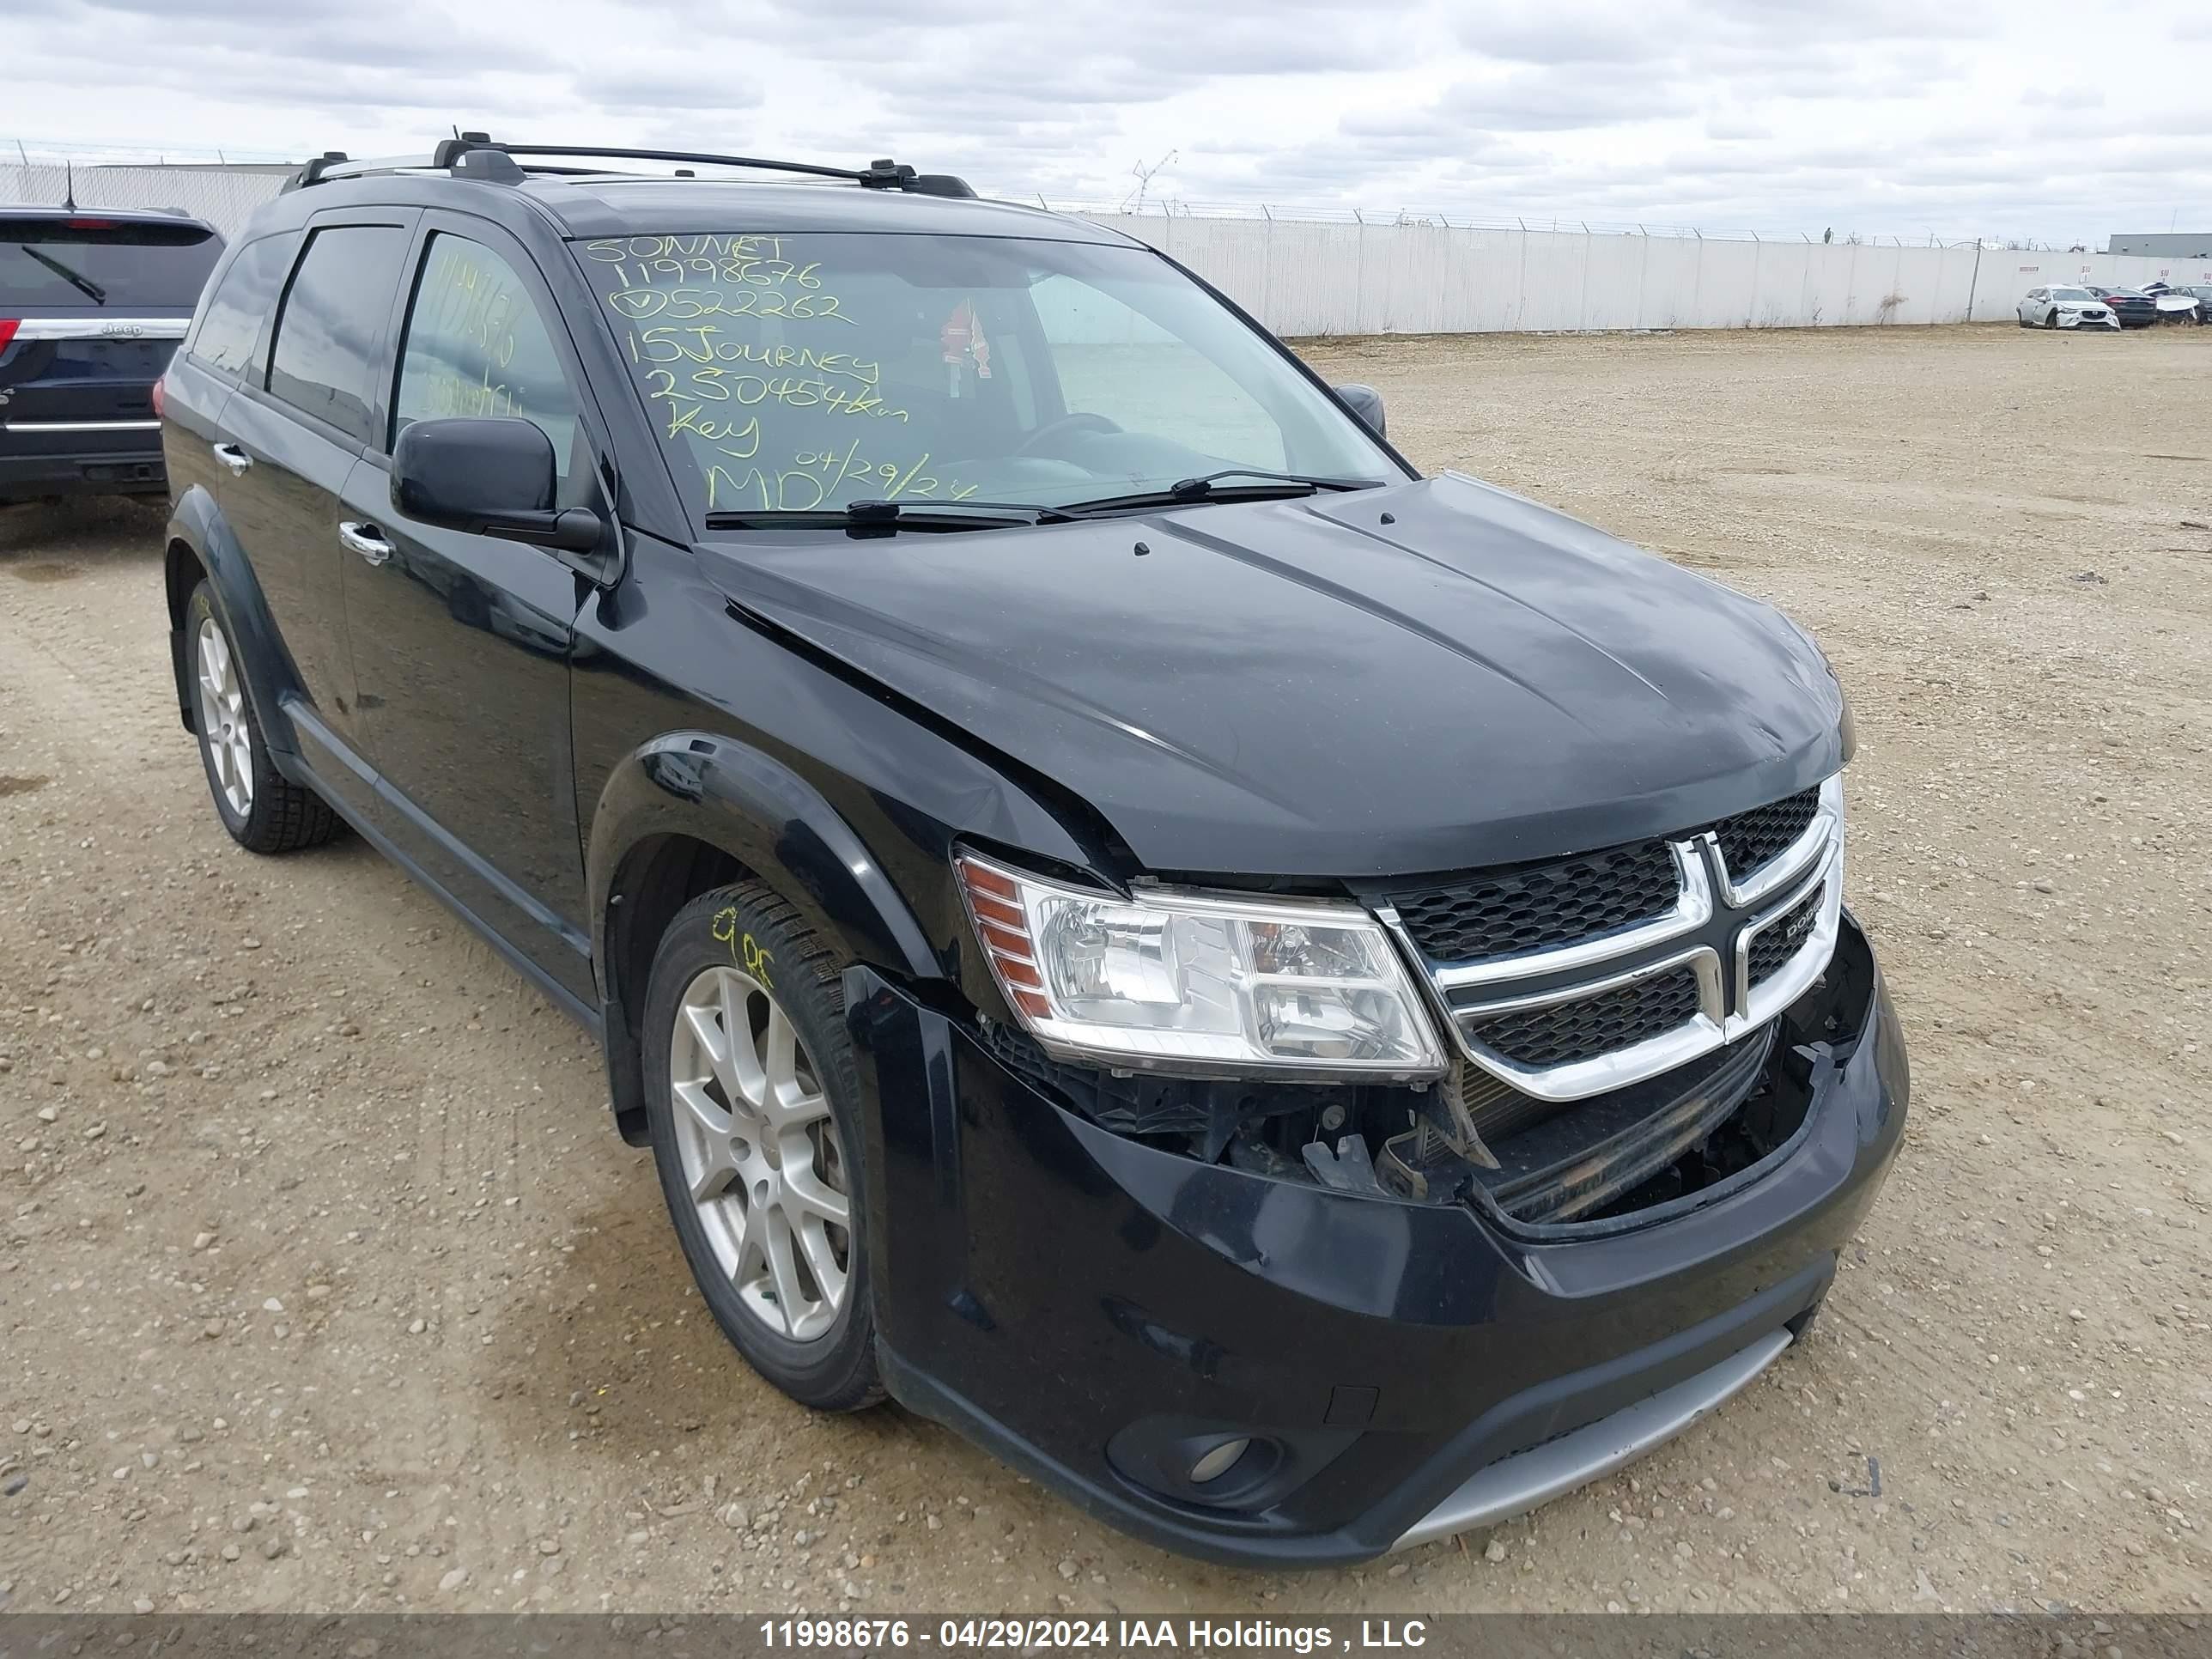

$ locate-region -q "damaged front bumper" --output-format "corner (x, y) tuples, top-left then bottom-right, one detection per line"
(844, 910), (1906, 1569)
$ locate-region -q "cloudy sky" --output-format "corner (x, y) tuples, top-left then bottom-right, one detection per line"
(14, 0), (2209, 244)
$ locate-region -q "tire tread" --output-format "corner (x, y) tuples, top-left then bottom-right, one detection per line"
(652, 882), (885, 1413)
(187, 580), (342, 856)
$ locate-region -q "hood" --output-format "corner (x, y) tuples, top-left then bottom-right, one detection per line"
(691, 473), (1849, 878)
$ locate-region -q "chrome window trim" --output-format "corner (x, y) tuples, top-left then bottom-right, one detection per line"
(1712, 774), (1844, 908)
(1429, 841), (1711, 991)
(4, 317), (191, 343)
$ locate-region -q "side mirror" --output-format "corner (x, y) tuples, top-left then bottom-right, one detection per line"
(1334, 382), (1387, 440)
(391, 416), (602, 553)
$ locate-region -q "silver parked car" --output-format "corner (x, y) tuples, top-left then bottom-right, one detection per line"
(2140, 282), (2206, 324)
(2016, 285), (2119, 330)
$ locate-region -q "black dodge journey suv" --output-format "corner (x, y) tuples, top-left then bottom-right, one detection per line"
(157, 135), (1907, 1568)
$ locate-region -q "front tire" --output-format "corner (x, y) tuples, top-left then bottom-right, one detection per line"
(185, 581), (339, 854)
(642, 883), (884, 1413)
(2043, 308), (2058, 330)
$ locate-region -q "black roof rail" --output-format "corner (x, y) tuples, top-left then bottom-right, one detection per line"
(491, 142), (974, 198)
(283, 136), (980, 199)
(280, 150), (352, 193)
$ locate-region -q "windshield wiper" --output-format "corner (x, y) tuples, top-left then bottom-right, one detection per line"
(1054, 468), (1382, 516)
(22, 246), (107, 306)
(701, 472), (1385, 536)
(702, 498), (1079, 535)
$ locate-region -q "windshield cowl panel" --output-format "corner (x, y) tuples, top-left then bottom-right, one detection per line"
(573, 229), (1403, 531)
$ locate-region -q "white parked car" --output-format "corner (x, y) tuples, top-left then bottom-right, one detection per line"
(2140, 282), (2205, 324)
(2016, 285), (2119, 330)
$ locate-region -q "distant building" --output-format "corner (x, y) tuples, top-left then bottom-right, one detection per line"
(2109, 232), (2212, 258)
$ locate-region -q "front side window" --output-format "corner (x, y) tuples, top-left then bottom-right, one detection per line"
(576, 230), (1398, 520)
(265, 224), (410, 446)
(392, 232), (582, 488)
(190, 232), (298, 380)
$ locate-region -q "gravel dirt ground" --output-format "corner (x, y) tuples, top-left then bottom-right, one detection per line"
(2, 323), (2208, 1618)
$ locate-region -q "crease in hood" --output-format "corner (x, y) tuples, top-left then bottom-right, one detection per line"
(690, 474), (1848, 878)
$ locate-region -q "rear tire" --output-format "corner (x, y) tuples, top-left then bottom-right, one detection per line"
(642, 882), (884, 1413)
(185, 581), (340, 854)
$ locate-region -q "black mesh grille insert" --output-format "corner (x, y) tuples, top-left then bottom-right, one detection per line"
(1747, 887), (1823, 988)
(1463, 967), (1704, 1071)
(1711, 788), (1820, 883)
(1391, 840), (1678, 963)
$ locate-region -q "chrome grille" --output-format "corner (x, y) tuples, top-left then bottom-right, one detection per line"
(1382, 775), (1846, 1103)
(1463, 965), (1705, 1071)
(1391, 840), (1678, 962)
(1707, 789), (1820, 887)
(1747, 885), (1823, 989)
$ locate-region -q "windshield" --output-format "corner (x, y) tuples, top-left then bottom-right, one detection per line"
(577, 230), (1401, 520)
(0, 218), (222, 309)
(2050, 288), (2093, 301)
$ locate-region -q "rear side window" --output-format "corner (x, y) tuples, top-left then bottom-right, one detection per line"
(189, 232), (299, 380)
(0, 216), (222, 310)
(266, 225), (410, 446)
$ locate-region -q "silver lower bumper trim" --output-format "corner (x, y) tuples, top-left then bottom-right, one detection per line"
(1392, 1328), (1794, 1552)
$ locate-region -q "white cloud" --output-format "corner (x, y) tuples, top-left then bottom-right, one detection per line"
(9, 0), (2207, 244)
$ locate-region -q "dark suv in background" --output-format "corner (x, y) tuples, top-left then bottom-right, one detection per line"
(1, 204), (222, 507)
(156, 136), (1907, 1568)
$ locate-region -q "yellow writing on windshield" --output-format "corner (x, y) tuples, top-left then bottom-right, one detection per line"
(603, 234), (981, 509)
(705, 447), (980, 512)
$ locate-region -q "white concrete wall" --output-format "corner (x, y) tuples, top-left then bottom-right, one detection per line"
(1087, 213), (2212, 334)
(10, 164), (2209, 337)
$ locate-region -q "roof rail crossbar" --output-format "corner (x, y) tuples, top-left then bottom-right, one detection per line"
(284, 137), (978, 199)
(495, 143), (899, 186)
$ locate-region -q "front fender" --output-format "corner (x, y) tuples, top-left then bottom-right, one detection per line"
(586, 730), (942, 992)
(168, 484), (307, 765)
(586, 731), (952, 1146)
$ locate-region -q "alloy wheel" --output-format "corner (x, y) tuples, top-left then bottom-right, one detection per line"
(667, 963), (854, 1341)
(194, 617), (253, 818)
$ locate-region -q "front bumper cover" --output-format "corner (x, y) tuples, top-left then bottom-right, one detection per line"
(846, 911), (1906, 1569)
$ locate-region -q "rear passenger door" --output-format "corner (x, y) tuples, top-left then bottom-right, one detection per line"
(159, 231), (295, 524)
(216, 212), (415, 790)
(333, 214), (604, 1001)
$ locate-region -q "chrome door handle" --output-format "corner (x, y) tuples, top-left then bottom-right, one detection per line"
(210, 441), (251, 477)
(338, 521), (393, 566)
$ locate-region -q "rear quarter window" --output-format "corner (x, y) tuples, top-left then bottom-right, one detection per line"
(0, 217), (223, 309)
(188, 232), (300, 380)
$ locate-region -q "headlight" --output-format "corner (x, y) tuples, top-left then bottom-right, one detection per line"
(956, 853), (1447, 1079)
